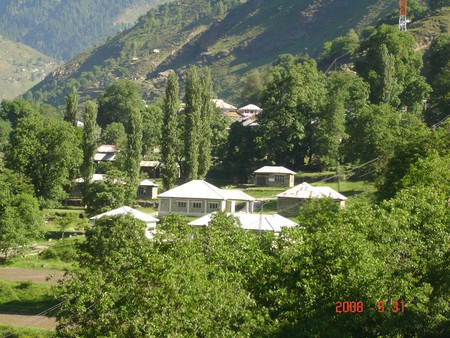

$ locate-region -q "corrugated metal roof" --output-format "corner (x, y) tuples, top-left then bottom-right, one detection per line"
(277, 182), (347, 200)
(238, 104), (262, 111)
(189, 212), (298, 232)
(254, 166), (296, 175)
(96, 144), (119, 153)
(140, 179), (158, 186)
(89, 206), (159, 223)
(94, 153), (116, 161)
(140, 161), (160, 167)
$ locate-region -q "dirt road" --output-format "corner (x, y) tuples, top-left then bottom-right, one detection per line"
(0, 267), (65, 284)
(0, 314), (56, 330)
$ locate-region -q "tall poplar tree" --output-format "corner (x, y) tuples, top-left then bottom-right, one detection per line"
(124, 107), (143, 203)
(161, 72), (180, 190)
(198, 68), (214, 179)
(81, 101), (100, 189)
(65, 87), (78, 125)
(184, 66), (202, 181)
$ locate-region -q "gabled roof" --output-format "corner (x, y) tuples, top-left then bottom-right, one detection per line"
(189, 212), (298, 232)
(140, 179), (158, 187)
(254, 166), (296, 175)
(140, 160), (160, 167)
(96, 144), (119, 153)
(89, 206), (159, 223)
(238, 104), (262, 111)
(94, 153), (116, 162)
(158, 180), (254, 201)
(277, 182), (347, 200)
(74, 174), (105, 183)
(212, 99), (237, 110)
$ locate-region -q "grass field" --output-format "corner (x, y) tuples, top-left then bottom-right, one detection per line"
(0, 324), (54, 337)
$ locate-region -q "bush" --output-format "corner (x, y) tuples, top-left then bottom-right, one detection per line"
(39, 248), (59, 260)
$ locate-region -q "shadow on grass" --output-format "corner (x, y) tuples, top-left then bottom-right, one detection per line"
(0, 299), (58, 316)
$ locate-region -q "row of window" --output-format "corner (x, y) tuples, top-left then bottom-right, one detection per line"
(177, 201), (219, 210)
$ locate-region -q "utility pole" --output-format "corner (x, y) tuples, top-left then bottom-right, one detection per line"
(399, 0), (408, 32)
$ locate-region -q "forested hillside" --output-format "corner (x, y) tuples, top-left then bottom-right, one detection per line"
(0, 35), (60, 100)
(27, 0), (400, 108)
(0, 0), (170, 60)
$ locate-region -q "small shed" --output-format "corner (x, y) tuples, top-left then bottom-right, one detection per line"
(138, 179), (158, 200)
(89, 206), (159, 239)
(254, 166), (296, 187)
(276, 182), (347, 217)
(189, 212), (298, 234)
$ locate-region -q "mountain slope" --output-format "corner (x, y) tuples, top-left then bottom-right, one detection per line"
(0, 35), (60, 100)
(0, 0), (170, 60)
(28, 0), (427, 108)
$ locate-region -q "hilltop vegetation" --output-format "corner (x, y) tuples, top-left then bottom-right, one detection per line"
(27, 0), (401, 108)
(0, 0), (170, 60)
(0, 35), (59, 100)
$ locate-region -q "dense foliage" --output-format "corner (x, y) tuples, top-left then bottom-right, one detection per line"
(0, 0), (169, 60)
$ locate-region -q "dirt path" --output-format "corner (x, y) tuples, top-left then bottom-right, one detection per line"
(0, 314), (56, 330)
(0, 267), (65, 284)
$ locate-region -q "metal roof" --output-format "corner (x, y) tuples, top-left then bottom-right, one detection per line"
(254, 166), (296, 175)
(89, 206), (159, 224)
(277, 182), (347, 200)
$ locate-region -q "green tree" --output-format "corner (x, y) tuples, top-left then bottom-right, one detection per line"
(161, 72), (180, 190)
(184, 66), (202, 180)
(6, 115), (82, 205)
(142, 103), (163, 156)
(100, 122), (126, 147)
(0, 98), (37, 128)
(97, 79), (144, 128)
(80, 101), (100, 188)
(123, 107), (143, 204)
(241, 69), (263, 105)
(0, 119), (11, 151)
(64, 86), (78, 125)
(258, 56), (327, 168)
(198, 68), (214, 179)
(0, 164), (43, 260)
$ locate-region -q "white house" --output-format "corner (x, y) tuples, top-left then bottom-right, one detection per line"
(276, 182), (347, 217)
(89, 206), (159, 238)
(253, 166), (296, 187)
(189, 212), (299, 234)
(237, 104), (262, 116)
(157, 180), (255, 217)
(138, 179), (158, 200)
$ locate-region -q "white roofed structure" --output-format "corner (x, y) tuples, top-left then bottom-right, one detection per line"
(158, 180), (255, 217)
(254, 166), (296, 187)
(89, 206), (159, 238)
(238, 104), (262, 116)
(189, 212), (298, 233)
(212, 99), (237, 113)
(277, 182), (347, 216)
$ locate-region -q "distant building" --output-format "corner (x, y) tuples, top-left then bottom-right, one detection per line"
(276, 182), (347, 217)
(138, 179), (158, 200)
(253, 166), (296, 187)
(237, 104), (262, 116)
(158, 180), (255, 217)
(212, 99), (237, 113)
(94, 144), (119, 164)
(140, 160), (161, 178)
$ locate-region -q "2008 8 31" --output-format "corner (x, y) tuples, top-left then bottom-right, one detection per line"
(336, 300), (405, 313)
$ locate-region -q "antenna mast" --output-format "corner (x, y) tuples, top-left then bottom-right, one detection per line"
(399, 0), (408, 31)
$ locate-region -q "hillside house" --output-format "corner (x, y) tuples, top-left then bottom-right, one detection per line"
(253, 166), (296, 187)
(138, 179), (158, 200)
(94, 144), (119, 164)
(212, 99), (237, 113)
(276, 182), (347, 217)
(158, 180), (255, 217)
(140, 160), (161, 178)
(238, 104), (262, 116)
(189, 212), (298, 234)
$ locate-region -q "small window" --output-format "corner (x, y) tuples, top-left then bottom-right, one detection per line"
(209, 202), (219, 210)
(138, 188), (145, 196)
(177, 201), (187, 208)
(274, 174), (285, 183)
(192, 202), (202, 209)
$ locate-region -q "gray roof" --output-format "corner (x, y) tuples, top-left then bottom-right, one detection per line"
(158, 180), (254, 201)
(254, 166), (296, 175)
(89, 206), (159, 223)
(277, 182), (347, 200)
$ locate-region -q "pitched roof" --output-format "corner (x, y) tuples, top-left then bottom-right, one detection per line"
(276, 182), (347, 200)
(238, 104), (262, 111)
(94, 153), (116, 161)
(212, 99), (237, 110)
(157, 180), (254, 201)
(96, 144), (119, 153)
(189, 212), (298, 232)
(74, 174), (105, 183)
(140, 179), (158, 187)
(254, 166), (296, 175)
(89, 206), (159, 223)
(140, 160), (160, 167)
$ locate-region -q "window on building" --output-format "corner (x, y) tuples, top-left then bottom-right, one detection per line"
(209, 202), (219, 210)
(138, 188), (145, 196)
(274, 174), (285, 183)
(192, 202), (202, 209)
(177, 201), (187, 208)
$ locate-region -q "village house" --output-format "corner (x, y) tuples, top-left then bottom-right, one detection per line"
(157, 180), (255, 217)
(276, 182), (347, 217)
(253, 166), (296, 187)
(138, 179), (158, 200)
(89, 206), (159, 239)
(94, 144), (119, 164)
(140, 160), (161, 178)
(212, 99), (237, 114)
(237, 104), (262, 116)
(189, 212), (299, 234)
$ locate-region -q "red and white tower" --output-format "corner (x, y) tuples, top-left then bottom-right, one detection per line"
(399, 0), (408, 31)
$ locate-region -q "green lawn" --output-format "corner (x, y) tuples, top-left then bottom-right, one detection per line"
(0, 325), (54, 338)
(0, 281), (57, 315)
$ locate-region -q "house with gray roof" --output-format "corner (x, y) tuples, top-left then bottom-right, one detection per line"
(253, 166), (296, 187)
(157, 180), (255, 217)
